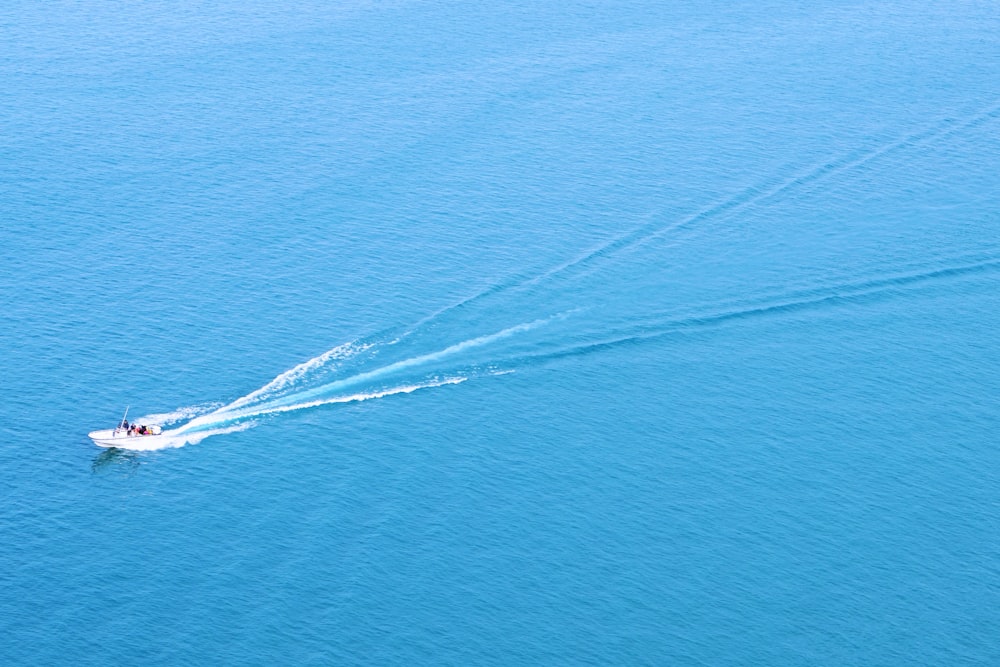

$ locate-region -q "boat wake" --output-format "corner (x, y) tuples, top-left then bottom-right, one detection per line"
(102, 99), (999, 452)
(111, 250), (1000, 451)
(113, 317), (559, 450)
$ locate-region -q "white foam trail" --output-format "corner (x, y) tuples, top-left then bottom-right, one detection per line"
(220, 340), (371, 412)
(178, 317), (553, 434)
(224, 377), (467, 421)
(111, 377), (463, 450)
(140, 314), (560, 446)
(149, 377), (465, 446)
(238, 317), (552, 413)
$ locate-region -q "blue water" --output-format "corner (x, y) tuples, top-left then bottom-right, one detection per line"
(3, 1), (1000, 663)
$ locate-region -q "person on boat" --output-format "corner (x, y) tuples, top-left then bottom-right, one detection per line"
(120, 418), (129, 431)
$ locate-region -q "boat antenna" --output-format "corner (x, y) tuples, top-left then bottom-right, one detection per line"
(119, 405), (130, 430)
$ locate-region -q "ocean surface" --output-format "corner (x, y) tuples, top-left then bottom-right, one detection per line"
(2, 1), (999, 664)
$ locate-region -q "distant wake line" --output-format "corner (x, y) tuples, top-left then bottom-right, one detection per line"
(403, 97), (1000, 334)
(505, 255), (1000, 366)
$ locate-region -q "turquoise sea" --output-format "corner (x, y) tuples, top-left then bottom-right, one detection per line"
(3, 1), (1000, 664)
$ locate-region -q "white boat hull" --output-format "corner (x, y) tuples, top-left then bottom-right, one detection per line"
(88, 428), (168, 449)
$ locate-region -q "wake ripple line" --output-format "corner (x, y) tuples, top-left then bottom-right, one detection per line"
(516, 256), (1000, 366)
(401, 98), (1000, 339)
(538, 99), (1000, 283)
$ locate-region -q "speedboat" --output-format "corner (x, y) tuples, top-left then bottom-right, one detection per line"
(89, 406), (165, 448)
(88, 425), (163, 448)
